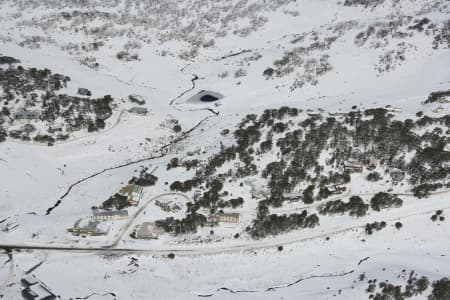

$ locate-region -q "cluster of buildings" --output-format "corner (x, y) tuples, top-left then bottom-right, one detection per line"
(68, 183), (143, 237)
(69, 210), (129, 236)
(21, 275), (57, 300)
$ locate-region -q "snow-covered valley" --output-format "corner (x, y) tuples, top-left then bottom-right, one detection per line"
(0, 0), (450, 299)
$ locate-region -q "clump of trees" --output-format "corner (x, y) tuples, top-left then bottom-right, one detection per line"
(430, 277), (450, 299)
(370, 193), (403, 211)
(169, 178), (202, 192)
(224, 197), (244, 208)
(129, 169), (158, 186)
(116, 51), (139, 61)
(101, 193), (128, 210)
(413, 183), (443, 198)
(247, 203), (319, 239)
(155, 213), (207, 235)
(0, 58), (115, 142)
(0, 55), (20, 64)
(430, 210), (445, 222)
(365, 271), (450, 299)
(367, 172), (382, 182)
(318, 196), (368, 217)
(0, 127), (7, 142)
(365, 221), (386, 235)
(166, 157), (180, 170)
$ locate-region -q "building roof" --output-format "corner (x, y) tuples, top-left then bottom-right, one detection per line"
(216, 212), (240, 218)
(21, 275), (39, 287)
(93, 210), (128, 217)
(84, 221), (99, 229)
(344, 160), (363, 168)
(282, 192), (303, 199)
(23, 284), (56, 300)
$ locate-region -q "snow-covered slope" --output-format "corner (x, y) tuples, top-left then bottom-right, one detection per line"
(0, 0), (449, 299)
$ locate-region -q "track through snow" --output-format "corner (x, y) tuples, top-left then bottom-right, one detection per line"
(198, 269), (356, 297)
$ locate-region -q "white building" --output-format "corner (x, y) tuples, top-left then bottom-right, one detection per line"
(92, 210), (128, 221)
(21, 275), (57, 300)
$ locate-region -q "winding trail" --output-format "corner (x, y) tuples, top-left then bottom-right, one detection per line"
(73, 292), (117, 300)
(169, 74), (199, 106)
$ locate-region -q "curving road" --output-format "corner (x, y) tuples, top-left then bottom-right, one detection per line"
(108, 192), (191, 248)
(1, 189), (450, 256)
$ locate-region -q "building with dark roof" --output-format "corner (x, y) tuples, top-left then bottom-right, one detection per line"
(21, 275), (57, 300)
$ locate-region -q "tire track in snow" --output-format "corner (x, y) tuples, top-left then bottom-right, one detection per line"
(73, 292), (117, 299)
(197, 269), (356, 297)
(197, 255), (369, 297)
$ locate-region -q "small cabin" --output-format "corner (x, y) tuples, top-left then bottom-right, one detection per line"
(21, 275), (57, 300)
